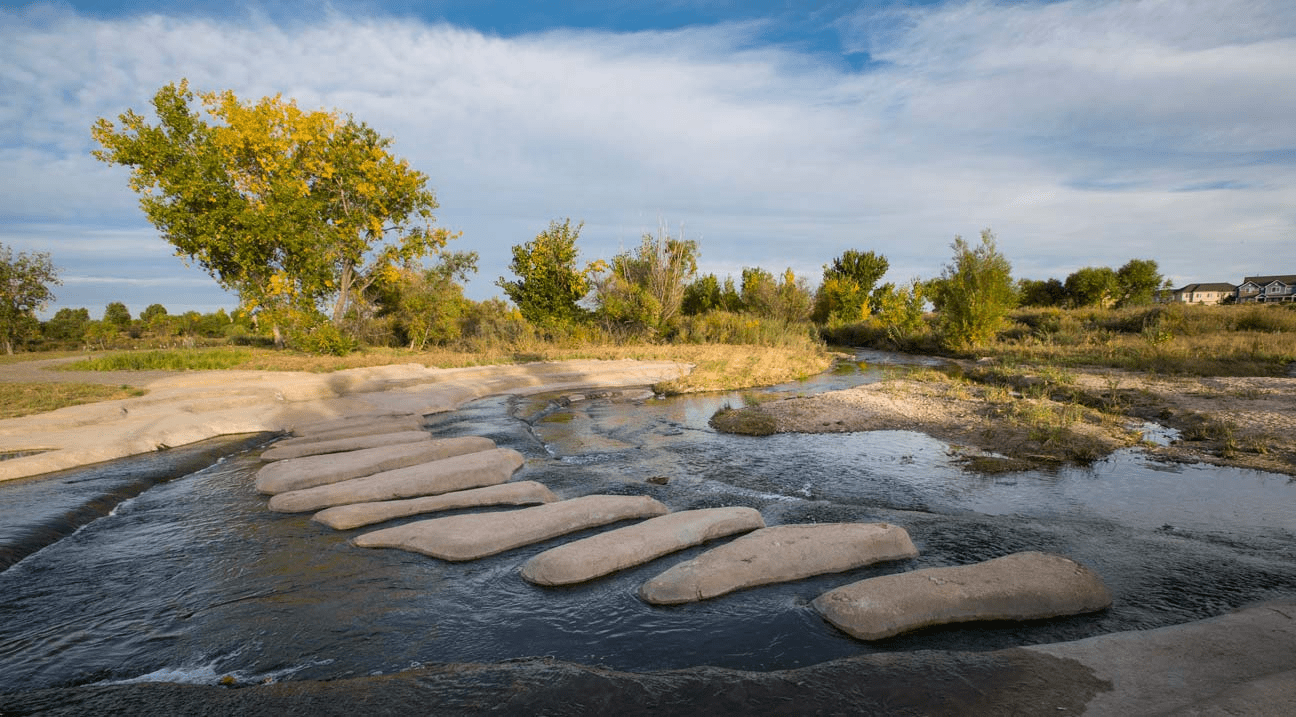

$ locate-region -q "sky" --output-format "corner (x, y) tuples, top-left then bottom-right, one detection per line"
(2, 0), (1294, 318)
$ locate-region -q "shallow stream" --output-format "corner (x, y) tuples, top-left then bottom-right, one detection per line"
(1, 353), (1294, 693)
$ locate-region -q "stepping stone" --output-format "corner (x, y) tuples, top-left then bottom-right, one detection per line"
(254, 436), (495, 495)
(268, 447), (526, 513)
(279, 416), (427, 447)
(353, 494), (669, 561)
(312, 481), (559, 530)
(260, 430), (432, 461)
(521, 507), (765, 586)
(812, 551), (1112, 641)
(639, 523), (918, 605)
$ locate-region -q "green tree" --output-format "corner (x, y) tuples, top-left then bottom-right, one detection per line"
(1018, 278), (1067, 307)
(1113, 258), (1162, 308)
(873, 278), (929, 349)
(497, 219), (597, 327)
(740, 267), (813, 322)
(103, 301), (132, 329)
(44, 307), (91, 343)
(140, 303), (168, 325)
(0, 244), (60, 354)
(91, 80), (454, 345)
(1064, 266), (1116, 308)
(681, 274), (722, 316)
(812, 250), (889, 323)
(595, 225), (698, 336)
(930, 229), (1016, 351)
(376, 251), (478, 350)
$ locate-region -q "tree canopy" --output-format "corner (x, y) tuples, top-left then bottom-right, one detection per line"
(497, 219), (598, 328)
(812, 250), (889, 323)
(91, 80), (455, 340)
(1113, 259), (1162, 308)
(595, 226), (697, 337)
(0, 243), (60, 354)
(930, 229), (1016, 351)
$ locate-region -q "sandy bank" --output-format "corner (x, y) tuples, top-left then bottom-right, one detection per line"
(715, 365), (1296, 475)
(0, 359), (689, 482)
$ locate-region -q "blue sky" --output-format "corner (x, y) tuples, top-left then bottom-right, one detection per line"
(3, 0), (1294, 317)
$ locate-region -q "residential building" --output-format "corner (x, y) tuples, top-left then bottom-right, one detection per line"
(1167, 283), (1236, 305)
(1236, 275), (1296, 304)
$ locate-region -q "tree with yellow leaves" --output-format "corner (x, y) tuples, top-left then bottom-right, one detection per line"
(92, 80), (455, 346)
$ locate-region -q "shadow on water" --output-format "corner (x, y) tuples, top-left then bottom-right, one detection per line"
(0, 351), (1293, 693)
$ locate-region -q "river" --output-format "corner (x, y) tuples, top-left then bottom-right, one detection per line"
(2, 353), (1294, 693)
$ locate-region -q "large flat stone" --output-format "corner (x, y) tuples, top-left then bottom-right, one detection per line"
(812, 551), (1112, 641)
(268, 447), (525, 513)
(279, 415), (427, 446)
(521, 507), (765, 586)
(639, 523), (918, 605)
(312, 481), (559, 530)
(353, 494), (670, 561)
(260, 430), (432, 461)
(254, 436), (495, 495)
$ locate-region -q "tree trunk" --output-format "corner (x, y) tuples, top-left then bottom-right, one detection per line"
(332, 262), (354, 326)
(3, 339), (12, 355)
(272, 324), (284, 349)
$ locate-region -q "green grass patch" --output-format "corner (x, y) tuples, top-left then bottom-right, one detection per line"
(0, 383), (147, 419)
(59, 348), (254, 371)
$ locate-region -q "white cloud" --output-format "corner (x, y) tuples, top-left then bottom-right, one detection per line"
(2, 0), (1294, 316)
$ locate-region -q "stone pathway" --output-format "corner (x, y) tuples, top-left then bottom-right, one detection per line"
(260, 403), (1112, 641)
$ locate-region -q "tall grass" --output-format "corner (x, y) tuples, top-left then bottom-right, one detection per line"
(59, 348), (255, 371)
(830, 303), (1295, 376)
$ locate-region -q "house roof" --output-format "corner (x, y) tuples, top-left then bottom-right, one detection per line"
(1240, 275), (1296, 287)
(1175, 283), (1236, 292)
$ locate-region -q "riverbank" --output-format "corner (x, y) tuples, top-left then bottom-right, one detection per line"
(0, 359), (693, 482)
(713, 362), (1296, 476)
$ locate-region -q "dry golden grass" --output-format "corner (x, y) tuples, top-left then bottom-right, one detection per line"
(0, 383), (146, 420)
(51, 343), (835, 393)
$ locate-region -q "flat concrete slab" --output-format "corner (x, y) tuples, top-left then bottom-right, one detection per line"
(312, 481), (559, 530)
(813, 551), (1112, 641)
(285, 414), (426, 443)
(521, 507), (765, 586)
(639, 522), (918, 605)
(268, 447), (525, 513)
(353, 494), (670, 561)
(261, 430), (431, 461)
(254, 436), (495, 495)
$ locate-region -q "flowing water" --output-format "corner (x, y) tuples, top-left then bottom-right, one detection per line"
(2, 354), (1294, 693)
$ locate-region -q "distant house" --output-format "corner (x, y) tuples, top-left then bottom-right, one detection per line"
(1236, 275), (1296, 304)
(1168, 282), (1236, 305)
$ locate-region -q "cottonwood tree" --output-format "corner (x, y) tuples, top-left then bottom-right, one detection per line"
(811, 250), (889, 323)
(929, 229), (1016, 351)
(92, 80), (456, 345)
(103, 301), (132, 329)
(0, 243), (60, 354)
(1017, 278), (1067, 308)
(1113, 259), (1162, 308)
(497, 219), (599, 328)
(740, 267), (813, 322)
(1064, 266), (1117, 308)
(374, 251), (478, 350)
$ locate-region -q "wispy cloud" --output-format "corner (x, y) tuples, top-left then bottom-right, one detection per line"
(2, 0), (1293, 316)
